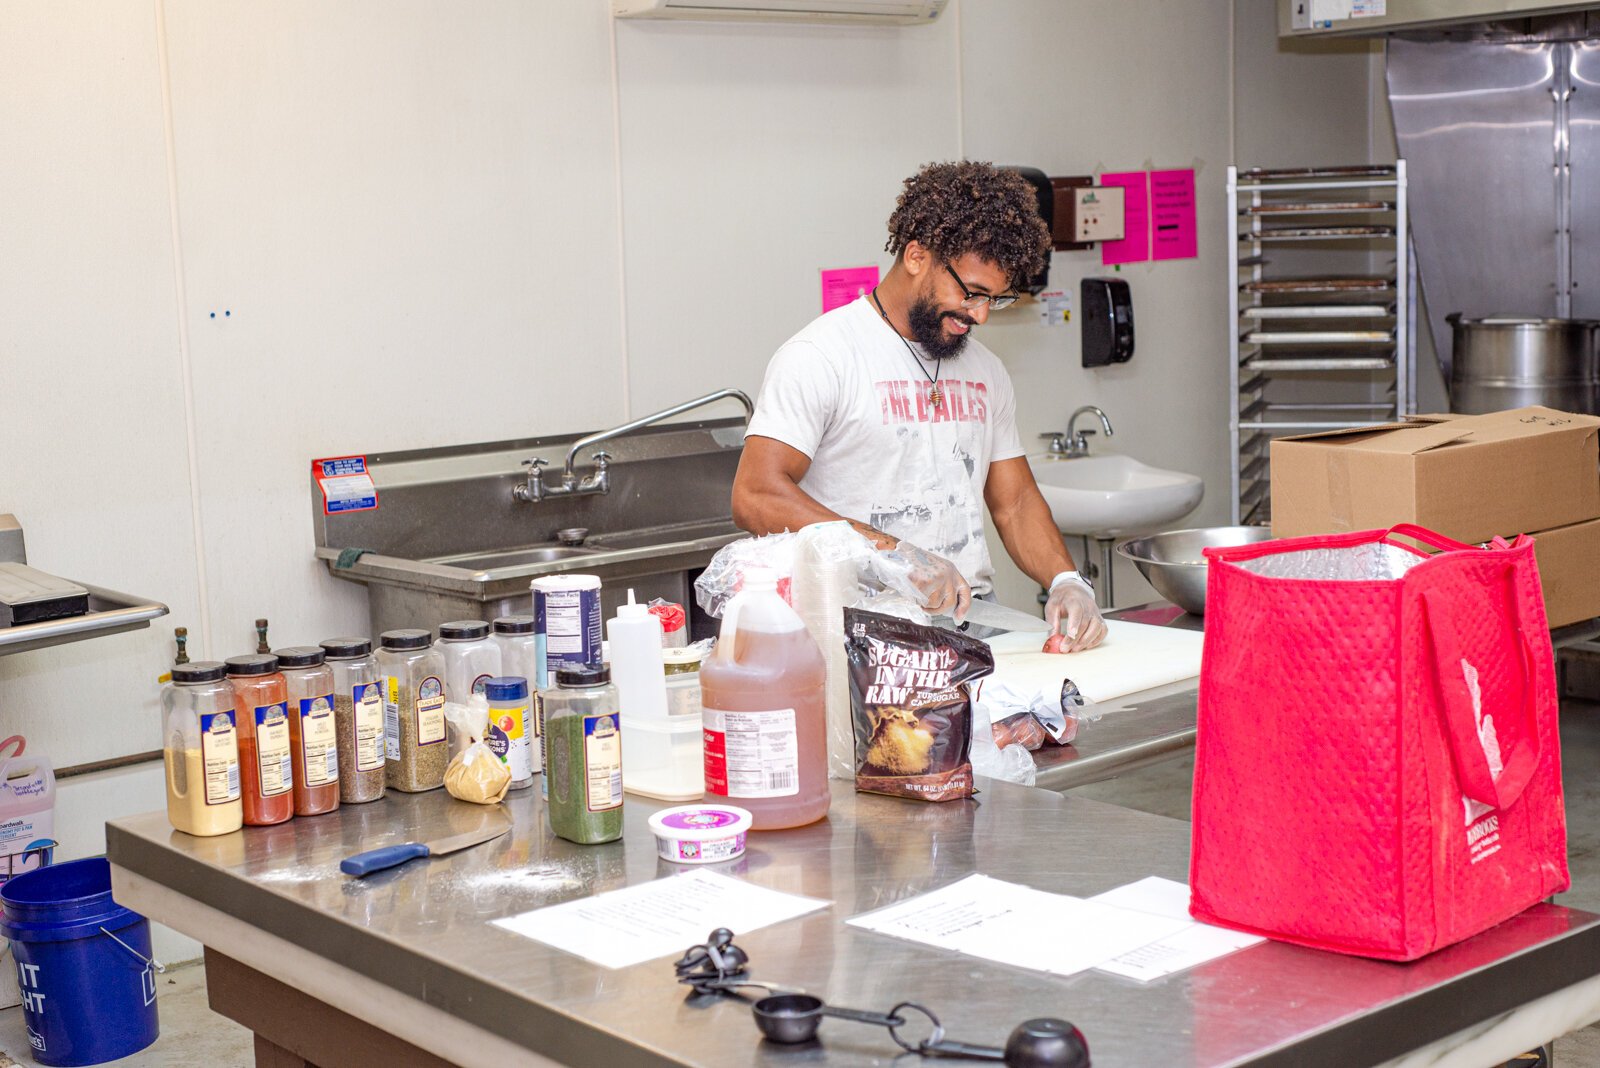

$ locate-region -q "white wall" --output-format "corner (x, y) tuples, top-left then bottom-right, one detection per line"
(2, 0), (1377, 958)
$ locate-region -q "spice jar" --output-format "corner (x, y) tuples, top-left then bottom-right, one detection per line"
(320, 637), (385, 804)
(162, 661), (242, 836)
(275, 646), (339, 817)
(484, 677), (534, 791)
(377, 629), (448, 793)
(544, 665), (623, 845)
(492, 616), (540, 774)
(225, 654), (294, 826)
(437, 620), (500, 703)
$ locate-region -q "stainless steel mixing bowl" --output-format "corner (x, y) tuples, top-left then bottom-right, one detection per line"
(1115, 526), (1277, 615)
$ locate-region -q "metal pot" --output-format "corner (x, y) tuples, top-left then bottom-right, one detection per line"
(1447, 314), (1600, 414)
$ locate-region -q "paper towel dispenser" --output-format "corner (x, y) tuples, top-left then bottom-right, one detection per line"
(1081, 278), (1134, 367)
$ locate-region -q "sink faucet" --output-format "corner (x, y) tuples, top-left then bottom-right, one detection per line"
(513, 387), (755, 502)
(1057, 405), (1113, 459)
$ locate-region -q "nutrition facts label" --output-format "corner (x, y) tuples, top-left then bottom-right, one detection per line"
(584, 714), (623, 812)
(200, 711), (241, 805)
(703, 707), (799, 799)
(354, 683), (384, 772)
(300, 695), (339, 787)
(255, 703), (293, 797)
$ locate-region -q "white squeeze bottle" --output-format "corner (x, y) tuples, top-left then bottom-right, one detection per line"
(700, 566), (829, 829)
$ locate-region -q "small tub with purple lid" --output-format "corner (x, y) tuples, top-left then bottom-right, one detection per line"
(648, 804), (753, 864)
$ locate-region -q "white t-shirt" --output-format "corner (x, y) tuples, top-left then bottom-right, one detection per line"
(746, 295), (1024, 595)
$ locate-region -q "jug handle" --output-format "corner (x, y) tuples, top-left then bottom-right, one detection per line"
(717, 597), (744, 663)
(0, 735), (23, 784)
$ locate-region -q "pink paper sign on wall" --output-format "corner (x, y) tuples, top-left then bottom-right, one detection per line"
(1150, 168), (1198, 261)
(821, 266), (880, 313)
(1099, 172), (1150, 266)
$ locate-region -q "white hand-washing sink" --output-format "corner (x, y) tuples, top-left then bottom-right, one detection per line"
(1028, 453), (1204, 538)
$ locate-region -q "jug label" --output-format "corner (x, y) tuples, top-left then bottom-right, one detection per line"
(417, 676), (446, 745)
(254, 703), (293, 797)
(584, 713), (622, 811)
(200, 711), (241, 805)
(489, 702), (532, 780)
(354, 683), (385, 771)
(383, 676), (401, 761)
(703, 707), (799, 798)
(299, 695), (339, 787)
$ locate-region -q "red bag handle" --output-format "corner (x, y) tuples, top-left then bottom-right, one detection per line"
(1419, 558), (1542, 810)
(1385, 523), (1476, 554)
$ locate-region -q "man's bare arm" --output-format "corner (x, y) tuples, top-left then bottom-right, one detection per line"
(731, 435), (897, 549)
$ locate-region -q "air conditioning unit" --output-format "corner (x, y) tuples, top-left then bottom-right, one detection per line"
(613, 0), (948, 24)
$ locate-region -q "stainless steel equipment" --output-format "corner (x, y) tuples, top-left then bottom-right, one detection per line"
(1226, 163), (1413, 526)
(0, 514), (168, 655)
(1447, 315), (1600, 414)
(1388, 34), (1600, 387)
(1116, 526), (1278, 615)
(107, 775), (1600, 1068)
(514, 389), (753, 502)
(313, 415), (748, 638)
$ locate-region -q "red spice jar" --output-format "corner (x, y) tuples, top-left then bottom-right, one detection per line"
(274, 646), (340, 817)
(225, 654), (294, 826)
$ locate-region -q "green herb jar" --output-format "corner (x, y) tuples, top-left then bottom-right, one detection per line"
(545, 664), (623, 845)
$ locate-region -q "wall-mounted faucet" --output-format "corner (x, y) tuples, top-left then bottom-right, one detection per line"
(514, 387), (755, 503)
(1043, 405), (1113, 459)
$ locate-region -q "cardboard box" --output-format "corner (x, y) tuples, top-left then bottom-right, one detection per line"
(1530, 517), (1600, 628)
(1271, 406), (1600, 544)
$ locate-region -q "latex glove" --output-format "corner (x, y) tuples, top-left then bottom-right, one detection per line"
(1044, 574), (1106, 653)
(881, 542), (972, 622)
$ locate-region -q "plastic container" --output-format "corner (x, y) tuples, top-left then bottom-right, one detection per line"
(160, 663), (242, 837)
(274, 647), (340, 817)
(649, 600), (689, 648)
(663, 646), (705, 718)
(649, 804), (752, 865)
(1, 858), (160, 1066)
(493, 616), (541, 773)
(225, 654), (294, 826)
(320, 637), (385, 804)
(531, 574), (603, 687)
(376, 629), (448, 792)
(544, 665), (623, 845)
(484, 677), (534, 790)
(0, 735), (58, 882)
(437, 620), (500, 703)
(700, 567), (829, 830)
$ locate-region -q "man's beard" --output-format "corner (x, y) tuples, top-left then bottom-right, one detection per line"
(907, 296), (975, 360)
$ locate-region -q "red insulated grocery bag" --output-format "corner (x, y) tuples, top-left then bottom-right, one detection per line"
(1190, 524), (1568, 961)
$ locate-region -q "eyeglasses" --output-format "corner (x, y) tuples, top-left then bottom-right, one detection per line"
(944, 263), (1020, 311)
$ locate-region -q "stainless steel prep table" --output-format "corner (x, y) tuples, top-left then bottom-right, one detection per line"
(108, 781), (1600, 1068)
(1030, 603), (1201, 793)
(1030, 604), (1600, 793)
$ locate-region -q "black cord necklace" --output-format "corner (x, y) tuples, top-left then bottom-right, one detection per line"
(872, 287), (944, 407)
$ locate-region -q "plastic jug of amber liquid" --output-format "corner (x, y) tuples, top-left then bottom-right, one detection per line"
(700, 567), (828, 829)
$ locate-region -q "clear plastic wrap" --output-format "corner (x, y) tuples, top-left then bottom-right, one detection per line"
(695, 527), (937, 620)
(968, 696), (1037, 787)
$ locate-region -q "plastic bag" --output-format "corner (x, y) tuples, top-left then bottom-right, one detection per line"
(445, 695), (490, 763)
(969, 696), (1037, 787)
(695, 526), (938, 620)
(445, 741), (511, 804)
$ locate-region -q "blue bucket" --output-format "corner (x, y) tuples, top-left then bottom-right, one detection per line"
(1, 858), (160, 1066)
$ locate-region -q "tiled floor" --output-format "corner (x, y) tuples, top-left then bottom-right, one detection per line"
(6, 707), (1600, 1066)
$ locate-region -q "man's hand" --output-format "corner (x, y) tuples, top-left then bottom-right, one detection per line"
(1044, 575), (1106, 653)
(883, 542), (972, 621)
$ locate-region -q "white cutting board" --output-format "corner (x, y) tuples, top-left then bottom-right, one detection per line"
(980, 620), (1204, 704)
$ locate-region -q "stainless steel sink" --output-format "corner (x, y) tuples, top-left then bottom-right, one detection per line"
(312, 418), (747, 639)
(426, 545), (602, 570)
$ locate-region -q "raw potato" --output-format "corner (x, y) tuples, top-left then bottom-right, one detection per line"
(1041, 633), (1068, 654)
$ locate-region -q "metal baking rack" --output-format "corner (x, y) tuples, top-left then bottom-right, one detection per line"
(0, 514), (168, 657)
(1227, 161), (1415, 526)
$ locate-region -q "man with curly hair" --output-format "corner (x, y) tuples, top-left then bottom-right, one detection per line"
(733, 160), (1105, 653)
